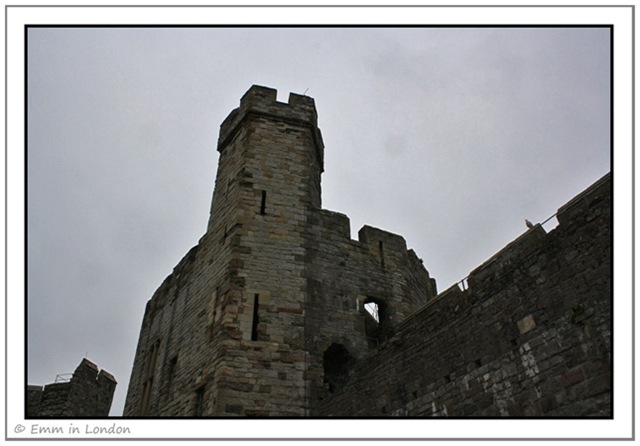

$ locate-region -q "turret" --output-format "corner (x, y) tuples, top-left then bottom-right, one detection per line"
(208, 85), (325, 234)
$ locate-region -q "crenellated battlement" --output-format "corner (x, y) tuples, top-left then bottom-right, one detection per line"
(218, 85), (324, 171)
(27, 358), (117, 417)
(125, 86), (610, 418)
(313, 209), (417, 261)
(358, 225), (408, 253)
(320, 171), (611, 417)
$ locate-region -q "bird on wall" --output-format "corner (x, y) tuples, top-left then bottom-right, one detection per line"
(525, 219), (535, 229)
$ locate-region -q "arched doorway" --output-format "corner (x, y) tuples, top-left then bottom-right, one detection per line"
(322, 343), (352, 393)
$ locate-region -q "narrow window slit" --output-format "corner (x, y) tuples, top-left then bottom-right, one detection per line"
(260, 191), (267, 215)
(363, 299), (382, 348)
(378, 241), (385, 268)
(194, 386), (205, 417)
(251, 294), (260, 341)
(166, 355), (178, 399)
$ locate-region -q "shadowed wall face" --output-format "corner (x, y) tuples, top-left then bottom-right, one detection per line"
(318, 174), (612, 417)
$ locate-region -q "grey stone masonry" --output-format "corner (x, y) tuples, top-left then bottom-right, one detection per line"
(318, 172), (611, 417)
(124, 85), (610, 417)
(27, 358), (117, 417)
(124, 85), (436, 416)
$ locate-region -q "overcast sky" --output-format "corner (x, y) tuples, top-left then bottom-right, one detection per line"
(26, 26), (610, 416)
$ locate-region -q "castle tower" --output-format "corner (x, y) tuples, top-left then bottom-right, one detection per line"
(124, 86), (436, 417)
(27, 358), (117, 417)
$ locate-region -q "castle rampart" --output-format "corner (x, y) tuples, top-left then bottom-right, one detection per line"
(124, 86), (610, 417)
(27, 358), (117, 417)
(124, 86), (436, 416)
(318, 172), (611, 416)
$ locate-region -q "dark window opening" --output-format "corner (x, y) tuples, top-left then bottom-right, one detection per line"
(207, 289), (219, 340)
(260, 190), (267, 215)
(322, 344), (352, 394)
(194, 386), (205, 417)
(363, 298), (386, 348)
(251, 294), (260, 341)
(221, 226), (228, 244)
(378, 241), (385, 268)
(166, 355), (178, 399)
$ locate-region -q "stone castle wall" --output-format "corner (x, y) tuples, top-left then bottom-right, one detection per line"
(27, 358), (117, 417)
(304, 213), (437, 411)
(124, 85), (610, 417)
(318, 173), (611, 416)
(124, 86), (435, 416)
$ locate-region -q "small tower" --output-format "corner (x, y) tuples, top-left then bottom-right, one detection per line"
(27, 358), (116, 417)
(124, 86), (436, 417)
(203, 85), (327, 415)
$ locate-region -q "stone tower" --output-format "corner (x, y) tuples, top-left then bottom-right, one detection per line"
(124, 85), (436, 417)
(27, 358), (117, 417)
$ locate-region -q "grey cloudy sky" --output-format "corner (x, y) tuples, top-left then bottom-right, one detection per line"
(26, 26), (610, 416)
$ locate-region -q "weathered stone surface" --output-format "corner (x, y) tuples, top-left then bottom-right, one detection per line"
(123, 85), (611, 418)
(27, 358), (117, 417)
(319, 173), (611, 417)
